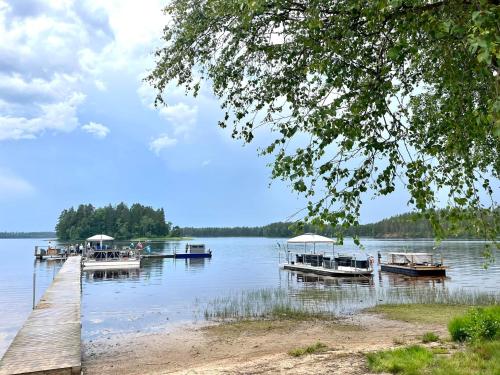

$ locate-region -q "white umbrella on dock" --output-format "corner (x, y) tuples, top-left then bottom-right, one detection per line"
(86, 234), (114, 250)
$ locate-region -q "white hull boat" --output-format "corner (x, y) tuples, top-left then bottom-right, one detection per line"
(82, 234), (142, 271)
(82, 259), (140, 270)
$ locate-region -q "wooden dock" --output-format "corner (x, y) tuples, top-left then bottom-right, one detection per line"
(0, 256), (82, 375)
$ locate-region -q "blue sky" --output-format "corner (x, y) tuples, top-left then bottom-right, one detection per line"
(0, 0), (412, 231)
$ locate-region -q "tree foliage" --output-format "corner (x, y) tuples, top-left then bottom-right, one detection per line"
(55, 203), (171, 240)
(0, 232), (56, 239)
(148, 0), (499, 247)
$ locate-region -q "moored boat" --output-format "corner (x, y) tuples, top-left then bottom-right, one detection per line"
(380, 252), (447, 276)
(82, 234), (141, 270)
(282, 234), (374, 277)
(174, 243), (212, 259)
(34, 244), (66, 260)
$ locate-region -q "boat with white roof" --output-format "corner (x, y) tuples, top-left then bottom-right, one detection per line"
(82, 234), (141, 270)
(281, 233), (374, 277)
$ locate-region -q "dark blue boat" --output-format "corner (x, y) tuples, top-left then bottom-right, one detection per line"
(174, 244), (212, 259)
(174, 252), (212, 259)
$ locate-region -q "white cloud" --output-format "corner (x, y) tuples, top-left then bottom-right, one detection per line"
(0, 92), (85, 140)
(159, 102), (198, 136)
(201, 159), (211, 167)
(0, 168), (35, 200)
(0, 0), (174, 142)
(137, 82), (199, 137)
(81, 121), (110, 139)
(149, 134), (177, 155)
(94, 79), (106, 91)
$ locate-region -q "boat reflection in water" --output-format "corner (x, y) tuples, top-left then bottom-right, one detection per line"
(382, 272), (448, 288)
(183, 257), (209, 270)
(84, 268), (140, 282)
(287, 270), (375, 287)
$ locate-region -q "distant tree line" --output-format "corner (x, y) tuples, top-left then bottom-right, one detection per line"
(181, 211), (492, 239)
(0, 232), (56, 239)
(56, 203), (172, 240)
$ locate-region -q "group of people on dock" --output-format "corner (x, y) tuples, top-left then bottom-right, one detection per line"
(68, 243), (84, 254)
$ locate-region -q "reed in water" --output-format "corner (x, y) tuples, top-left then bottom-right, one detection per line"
(202, 287), (499, 321)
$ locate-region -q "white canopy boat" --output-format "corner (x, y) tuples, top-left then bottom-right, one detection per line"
(82, 234), (141, 270)
(282, 233), (374, 277)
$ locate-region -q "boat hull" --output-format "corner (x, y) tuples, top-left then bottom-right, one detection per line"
(174, 253), (212, 259)
(283, 263), (372, 277)
(83, 260), (141, 270)
(381, 264), (447, 276)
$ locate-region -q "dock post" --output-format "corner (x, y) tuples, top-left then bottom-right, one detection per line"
(32, 272), (36, 310)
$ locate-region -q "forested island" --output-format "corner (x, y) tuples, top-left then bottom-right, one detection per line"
(180, 211), (489, 239)
(0, 232), (56, 239)
(0, 207), (491, 241)
(55, 203), (178, 240)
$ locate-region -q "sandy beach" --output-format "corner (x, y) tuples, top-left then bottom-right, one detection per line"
(82, 312), (448, 374)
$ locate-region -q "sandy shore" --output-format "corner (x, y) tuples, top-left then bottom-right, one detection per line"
(82, 312), (448, 374)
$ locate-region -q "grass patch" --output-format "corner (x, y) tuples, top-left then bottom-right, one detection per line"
(422, 332), (440, 343)
(448, 305), (500, 342)
(432, 340), (500, 375)
(367, 345), (434, 374)
(431, 347), (449, 354)
(369, 341), (500, 374)
(368, 307), (500, 374)
(288, 342), (328, 357)
(366, 304), (472, 325)
(269, 306), (334, 321)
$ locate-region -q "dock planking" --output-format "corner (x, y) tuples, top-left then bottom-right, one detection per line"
(0, 256), (81, 375)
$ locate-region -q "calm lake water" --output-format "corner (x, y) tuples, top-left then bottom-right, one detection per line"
(0, 237), (498, 356)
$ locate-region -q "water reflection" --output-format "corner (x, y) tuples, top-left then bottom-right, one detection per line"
(290, 271), (375, 287)
(84, 268), (141, 282)
(183, 257), (208, 270)
(381, 273), (448, 288)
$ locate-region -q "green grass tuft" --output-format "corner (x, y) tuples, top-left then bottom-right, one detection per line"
(422, 332), (440, 343)
(367, 345), (434, 374)
(288, 342), (328, 357)
(431, 347), (449, 354)
(448, 305), (500, 342)
(269, 305), (334, 321)
(431, 340), (500, 375)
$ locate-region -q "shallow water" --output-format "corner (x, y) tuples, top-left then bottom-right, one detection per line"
(0, 237), (498, 356)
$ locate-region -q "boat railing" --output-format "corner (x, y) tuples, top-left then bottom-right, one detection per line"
(387, 253), (444, 268)
(85, 249), (140, 262)
(286, 250), (373, 272)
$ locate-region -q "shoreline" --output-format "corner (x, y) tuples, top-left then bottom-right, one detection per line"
(82, 309), (450, 374)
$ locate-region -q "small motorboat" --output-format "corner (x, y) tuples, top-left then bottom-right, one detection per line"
(380, 252), (447, 276)
(174, 244), (212, 259)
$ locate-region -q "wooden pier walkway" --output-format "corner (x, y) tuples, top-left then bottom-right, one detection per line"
(0, 256), (82, 375)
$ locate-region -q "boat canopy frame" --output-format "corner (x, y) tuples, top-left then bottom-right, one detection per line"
(285, 233), (336, 261)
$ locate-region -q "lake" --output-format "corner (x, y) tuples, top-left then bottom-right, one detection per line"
(0, 237), (498, 357)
